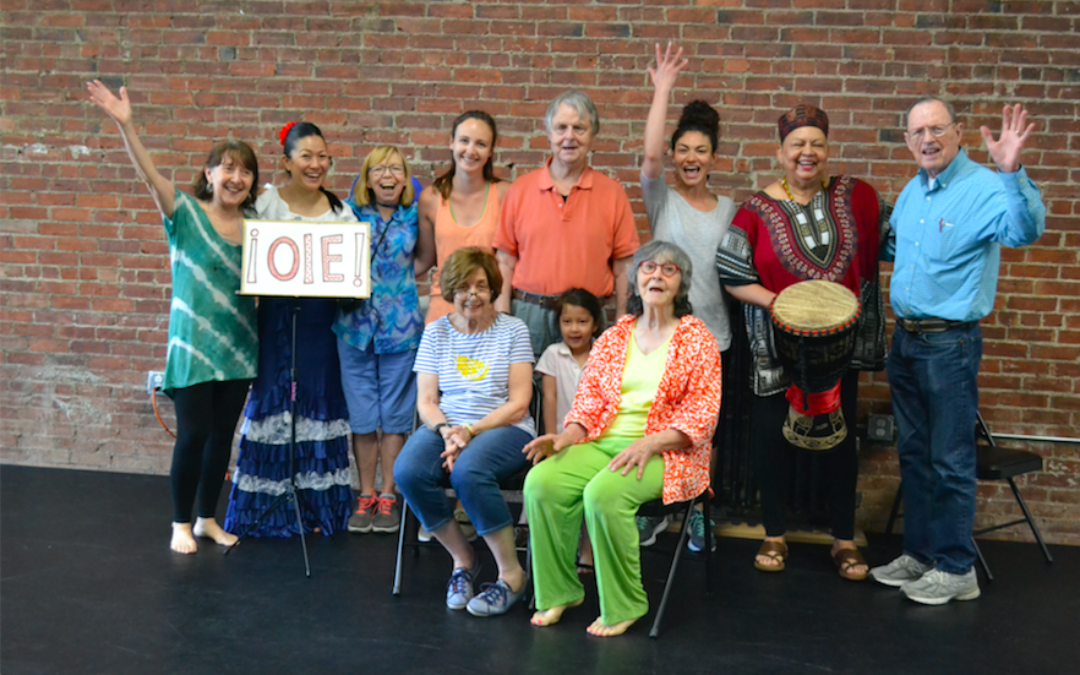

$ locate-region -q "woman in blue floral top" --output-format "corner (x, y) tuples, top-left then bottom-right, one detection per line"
(335, 145), (434, 535)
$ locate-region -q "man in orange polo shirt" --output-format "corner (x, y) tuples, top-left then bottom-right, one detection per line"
(494, 90), (640, 356)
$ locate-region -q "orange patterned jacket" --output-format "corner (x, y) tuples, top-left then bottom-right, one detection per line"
(564, 314), (723, 504)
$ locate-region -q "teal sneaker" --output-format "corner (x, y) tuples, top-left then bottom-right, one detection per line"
(686, 509), (716, 552)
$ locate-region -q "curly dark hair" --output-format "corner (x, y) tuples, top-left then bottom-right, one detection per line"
(671, 100), (720, 154)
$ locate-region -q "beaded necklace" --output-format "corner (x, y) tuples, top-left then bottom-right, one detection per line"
(781, 176), (829, 203)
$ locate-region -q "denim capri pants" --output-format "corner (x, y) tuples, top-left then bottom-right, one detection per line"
(394, 425), (531, 536)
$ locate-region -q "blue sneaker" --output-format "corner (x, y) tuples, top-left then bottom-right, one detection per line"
(687, 509), (716, 553)
(446, 564), (481, 610)
(466, 577), (527, 617)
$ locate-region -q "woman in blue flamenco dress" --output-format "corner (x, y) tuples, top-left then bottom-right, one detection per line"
(224, 122), (356, 537)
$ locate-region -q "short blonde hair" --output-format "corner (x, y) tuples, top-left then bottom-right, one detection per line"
(352, 145), (415, 207)
(439, 247), (503, 303)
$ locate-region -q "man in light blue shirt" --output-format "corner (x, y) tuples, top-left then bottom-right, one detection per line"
(870, 98), (1046, 605)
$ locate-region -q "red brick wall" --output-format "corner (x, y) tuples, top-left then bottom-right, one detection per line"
(2, 1), (1077, 544)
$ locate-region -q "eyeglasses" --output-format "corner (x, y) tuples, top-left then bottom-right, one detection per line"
(907, 123), (955, 142)
(454, 288), (492, 299)
(639, 260), (680, 278)
(368, 164), (406, 177)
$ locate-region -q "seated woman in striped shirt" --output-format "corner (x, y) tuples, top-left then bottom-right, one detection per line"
(394, 248), (536, 617)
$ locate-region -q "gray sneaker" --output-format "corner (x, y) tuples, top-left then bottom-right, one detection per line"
(371, 493), (401, 533)
(446, 564), (481, 610)
(870, 554), (932, 587)
(901, 568), (980, 605)
(347, 494), (376, 533)
(637, 515), (670, 547)
(466, 577), (528, 617)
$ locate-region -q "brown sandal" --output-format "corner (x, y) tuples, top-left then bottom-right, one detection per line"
(833, 547), (869, 581)
(754, 540), (788, 573)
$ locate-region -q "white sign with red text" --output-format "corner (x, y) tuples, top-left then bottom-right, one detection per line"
(240, 219), (371, 298)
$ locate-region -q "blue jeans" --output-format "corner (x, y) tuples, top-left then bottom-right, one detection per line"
(393, 425), (531, 537)
(886, 323), (982, 574)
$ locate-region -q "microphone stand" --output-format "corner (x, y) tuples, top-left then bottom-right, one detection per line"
(225, 297), (313, 577)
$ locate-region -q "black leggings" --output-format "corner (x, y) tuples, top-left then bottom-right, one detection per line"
(751, 371), (859, 541)
(170, 380), (251, 523)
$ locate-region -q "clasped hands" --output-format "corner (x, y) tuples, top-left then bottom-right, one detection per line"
(439, 425), (473, 472)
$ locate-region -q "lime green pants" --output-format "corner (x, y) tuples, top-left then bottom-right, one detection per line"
(524, 436), (664, 625)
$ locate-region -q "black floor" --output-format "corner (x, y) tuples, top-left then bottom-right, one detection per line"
(1, 465), (1076, 675)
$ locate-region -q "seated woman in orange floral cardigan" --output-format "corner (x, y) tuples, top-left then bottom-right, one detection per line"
(523, 239), (722, 637)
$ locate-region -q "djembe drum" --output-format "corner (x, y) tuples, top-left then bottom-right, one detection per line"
(769, 280), (860, 451)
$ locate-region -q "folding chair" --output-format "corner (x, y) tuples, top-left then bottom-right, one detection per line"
(392, 380), (542, 595)
(392, 466), (530, 596)
(637, 488), (715, 638)
(885, 411), (1053, 581)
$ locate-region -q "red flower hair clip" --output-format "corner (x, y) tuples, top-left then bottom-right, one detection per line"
(278, 121), (298, 146)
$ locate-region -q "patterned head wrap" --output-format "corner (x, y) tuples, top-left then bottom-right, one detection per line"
(778, 104), (829, 142)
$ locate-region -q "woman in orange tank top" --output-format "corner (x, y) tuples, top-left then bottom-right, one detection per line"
(418, 111), (513, 323)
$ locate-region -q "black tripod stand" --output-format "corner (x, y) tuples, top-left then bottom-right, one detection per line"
(225, 298), (317, 577)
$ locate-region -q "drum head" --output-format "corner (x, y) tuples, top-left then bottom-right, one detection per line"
(771, 280), (859, 334)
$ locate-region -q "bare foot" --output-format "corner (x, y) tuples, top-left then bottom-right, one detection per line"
(193, 517), (238, 548)
(586, 616), (637, 637)
(171, 523), (197, 554)
(531, 597), (584, 627)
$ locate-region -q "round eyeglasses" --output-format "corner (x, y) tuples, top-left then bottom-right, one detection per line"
(639, 260), (680, 278)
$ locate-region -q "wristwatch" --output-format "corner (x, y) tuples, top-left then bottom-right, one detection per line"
(433, 422), (449, 435)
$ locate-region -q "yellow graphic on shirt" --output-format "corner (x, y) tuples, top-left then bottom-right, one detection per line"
(456, 356), (488, 381)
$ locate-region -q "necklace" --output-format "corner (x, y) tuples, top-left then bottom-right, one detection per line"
(781, 177), (829, 203)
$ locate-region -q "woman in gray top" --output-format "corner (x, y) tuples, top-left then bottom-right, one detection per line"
(639, 43), (737, 551)
(641, 43), (736, 353)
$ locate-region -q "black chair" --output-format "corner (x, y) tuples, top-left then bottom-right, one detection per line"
(393, 380), (542, 596)
(885, 411), (1053, 580)
(392, 466), (530, 596)
(522, 486), (714, 638)
(637, 488), (715, 638)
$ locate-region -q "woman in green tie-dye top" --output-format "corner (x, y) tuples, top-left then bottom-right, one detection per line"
(88, 80), (259, 556)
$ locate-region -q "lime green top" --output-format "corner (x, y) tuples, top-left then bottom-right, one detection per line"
(601, 330), (671, 440)
(161, 189), (258, 394)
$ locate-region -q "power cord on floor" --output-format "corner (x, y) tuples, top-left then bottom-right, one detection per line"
(151, 388), (177, 439)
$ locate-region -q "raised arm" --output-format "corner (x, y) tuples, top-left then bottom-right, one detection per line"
(980, 104), (1046, 247)
(643, 43), (688, 181)
(87, 80), (176, 218)
(980, 103), (1035, 175)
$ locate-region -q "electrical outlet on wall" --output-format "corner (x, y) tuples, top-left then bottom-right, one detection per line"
(146, 371), (165, 395)
(867, 414), (895, 443)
